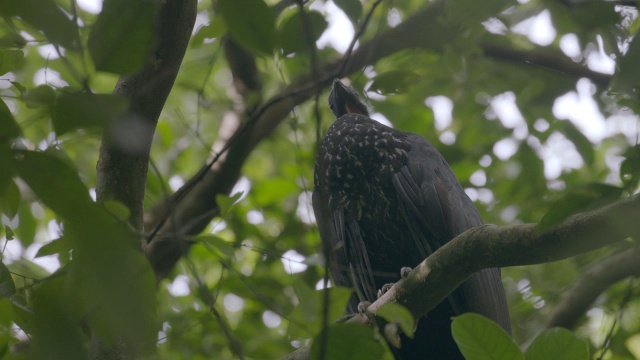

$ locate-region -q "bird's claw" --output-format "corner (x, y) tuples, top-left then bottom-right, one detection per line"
(357, 301), (371, 315)
(377, 283), (394, 299)
(400, 267), (412, 278)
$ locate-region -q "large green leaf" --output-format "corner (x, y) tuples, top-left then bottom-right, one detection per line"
(52, 93), (129, 135)
(368, 71), (419, 95)
(35, 236), (73, 258)
(0, 260), (15, 298)
(0, 49), (23, 76)
(0, 98), (20, 142)
(0, 0), (79, 50)
(288, 280), (352, 338)
(451, 313), (523, 360)
(525, 328), (589, 360)
(310, 323), (394, 360)
(0, 179), (20, 219)
(219, 0), (276, 55)
(620, 145), (640, 190)
(278, 11), (328, 55)
(66, 211), (157, 353)
(88, 0), (156, 74)
(14, 204), (36, 247)
(22, 85), (56, 109)
(613, 34), (640, 95)
(13, 150), (92, 221)
(31, 277), (87, 360)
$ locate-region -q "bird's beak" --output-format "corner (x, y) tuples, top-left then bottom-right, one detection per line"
(329, 79), (369, 118)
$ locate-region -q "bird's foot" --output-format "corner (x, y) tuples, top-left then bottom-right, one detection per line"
(357, 301), (371, 315)
(400, 267), (412, 278)
(377, 283), (394, 299)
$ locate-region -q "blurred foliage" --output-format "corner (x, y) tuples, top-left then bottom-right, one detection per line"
(0, 0), (639, 359)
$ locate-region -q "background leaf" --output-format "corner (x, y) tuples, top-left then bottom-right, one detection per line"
(52, 93), (129, 135)
(310, 323), (394, 360)
(452, 313), (524, 360)
(219, 0), (276, 55)
(88, 0), (156, 74)
(526, 328), (589, 360)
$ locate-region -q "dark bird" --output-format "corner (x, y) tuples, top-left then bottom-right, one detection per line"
(313, 79), (511, 359)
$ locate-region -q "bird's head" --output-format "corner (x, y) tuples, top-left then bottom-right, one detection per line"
(329, 79), (369, 118)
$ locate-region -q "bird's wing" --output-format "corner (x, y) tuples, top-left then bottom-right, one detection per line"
(312, 189), (351, 289)
(392, 134), (511, 332)
(313, 187), (377, 309)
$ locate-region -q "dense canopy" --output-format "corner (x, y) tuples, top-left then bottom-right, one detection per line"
(0, 0), (639, 359)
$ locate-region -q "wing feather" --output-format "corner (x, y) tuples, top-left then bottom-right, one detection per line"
(393, 134), (512, 332)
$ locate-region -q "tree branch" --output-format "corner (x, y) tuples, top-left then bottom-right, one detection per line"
(481, 37), (612, 88)
(280, 195), (640, 360)
(96, 0), (197, 232)
(545, 247), (640, 330)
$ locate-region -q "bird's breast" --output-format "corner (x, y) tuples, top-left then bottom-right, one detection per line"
(315, 115), (411, 216)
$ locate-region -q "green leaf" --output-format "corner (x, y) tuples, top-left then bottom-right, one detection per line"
(14, 204), (37, 247)
(219, 0), (276, 55)
(0, 146), (12, 199)
(254, 178), (297, 205)
(65, 207), (157, 352)
(192, 19), (227, 47)
(22, 85), (56, 109)
(88, 0), (156, 74)
(0, 260), (16, 298)
(13, 150), (92, 221)
(376, 303), (415, 338)
(35, 236), (73, 258)
(526, 328), (589, 360)
(10, 293), (34, 334)
(0, 0), (79, 50)
(102, 200), (131, 221)
(0, 179), (20, 218)
(0, 33), (26, 49)
(334, 0), (363, 25)
(0, 49), (23, 76)
(538, 183), (623, 230)
(0, 98), (21, 141)
(568, 2), (619, 29)
(368, 71), (419, 95)
(613, 34), (640, 94)
(7, 258), (50, 279)
(52, 93), (129, 135)
(0, 298), (12, 327)
(198, 235), (236, 258)
(278, 11), (328, 55)
(310, 323), (394, 360)
(289, 281), (352, 337)
(4, 226), (13, 241)
(31, 276), (88, 360)
(216, 191), (243, 215)
(620, 145), (640, 190)
(452, 313), (523, 360)
(10, 81), (26, 95)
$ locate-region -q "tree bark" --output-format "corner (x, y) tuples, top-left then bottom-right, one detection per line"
(96, 0), (197, 233)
